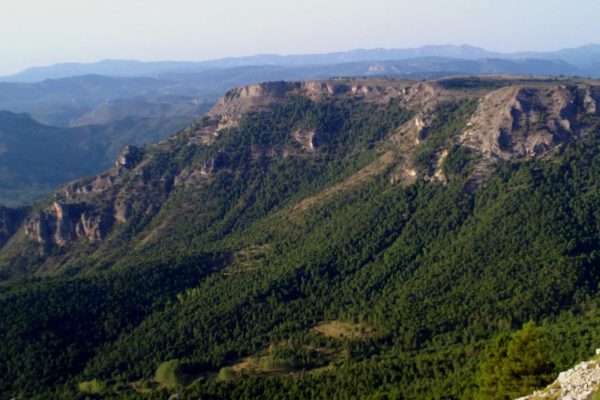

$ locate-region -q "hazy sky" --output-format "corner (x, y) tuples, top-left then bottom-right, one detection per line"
(1, 0), (599, 75)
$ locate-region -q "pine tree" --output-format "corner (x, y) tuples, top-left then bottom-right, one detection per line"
(476, 321), (555, 399)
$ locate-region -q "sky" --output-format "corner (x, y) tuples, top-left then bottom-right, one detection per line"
(1, 0), (600, 75)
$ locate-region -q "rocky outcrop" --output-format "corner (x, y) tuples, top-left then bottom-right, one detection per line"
(25, 202), (112, 248)
(115, 145), (144, 170)
(206, 79), (448, 135)
(292, 128), (322, 151)
(207, 82), (301, 129)
(114, 200), (132, 223)
(199, 153), (227, 176)
(20, 141), (175, 252)
(461, 85), (600, 160)
(517, 350), (600, 400)
(455, 84), (600, 187)
(221, 81), (301, 102)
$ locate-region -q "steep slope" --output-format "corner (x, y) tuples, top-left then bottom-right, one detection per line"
(1, 76), (600, 399)
(0, 206), (28, 248)
(0, 79), (429, 275)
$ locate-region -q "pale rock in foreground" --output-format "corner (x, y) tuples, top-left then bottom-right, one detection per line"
(516, 350), (600, 400)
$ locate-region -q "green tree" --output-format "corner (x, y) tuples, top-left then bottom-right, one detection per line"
(476, 322), (555, 399)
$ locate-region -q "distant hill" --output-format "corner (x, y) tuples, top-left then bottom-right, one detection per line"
(0, 74), (213, 127)
(0, 111), (197, 205)
(513, 43), (600, 65)
(3, 44), (600, 82)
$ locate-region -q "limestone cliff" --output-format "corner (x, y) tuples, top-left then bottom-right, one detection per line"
(461, 85), (600, 160)
(205, 79), (449, 132)
(22, 145), (152, 251)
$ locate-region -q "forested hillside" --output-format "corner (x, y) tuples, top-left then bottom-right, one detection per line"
(1, 77), (600, 399)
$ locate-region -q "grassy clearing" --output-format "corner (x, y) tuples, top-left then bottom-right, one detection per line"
(311, 320), (375, 340)
(222, 244), (269, 276)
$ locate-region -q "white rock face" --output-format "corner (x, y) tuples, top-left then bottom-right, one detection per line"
(517, 352), (600, 400)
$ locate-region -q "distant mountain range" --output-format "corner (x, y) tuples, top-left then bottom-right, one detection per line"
(0, 57), (593, 128)
(0, 74), (214, 127)
(3, 44), (600, 82)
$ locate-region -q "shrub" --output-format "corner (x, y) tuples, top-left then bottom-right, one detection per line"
(78, 379), (105, 394)
(154, 359), (186, 387)
(217, 367), (237, 381)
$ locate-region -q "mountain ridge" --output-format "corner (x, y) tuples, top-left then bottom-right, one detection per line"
(2, 75), (599, 275)
(4, 44), (600, 82)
